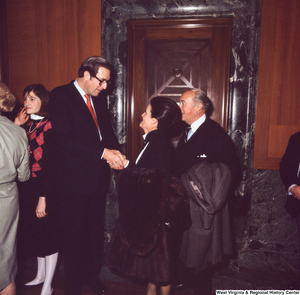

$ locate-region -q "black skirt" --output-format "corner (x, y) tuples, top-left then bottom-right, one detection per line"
(18, 178), (60, 257)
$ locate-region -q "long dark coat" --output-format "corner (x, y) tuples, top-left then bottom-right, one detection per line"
(180, 161), (233, 272)
(107, 130), (174, 284)
(175, 116), (239, 272)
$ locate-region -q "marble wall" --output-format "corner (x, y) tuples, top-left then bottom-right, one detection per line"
(101, 0), (300, 282)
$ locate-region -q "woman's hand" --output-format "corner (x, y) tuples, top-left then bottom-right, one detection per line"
(14, 107), (29, 126)
(36, 197), (48, 218)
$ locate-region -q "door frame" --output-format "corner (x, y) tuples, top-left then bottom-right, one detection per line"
(127, 18), (232, 161)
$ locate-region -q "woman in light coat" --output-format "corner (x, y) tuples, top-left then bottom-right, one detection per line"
(0, 81), (30, 295)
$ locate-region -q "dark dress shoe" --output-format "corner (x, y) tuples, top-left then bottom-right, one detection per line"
(88, 279), (107, 294)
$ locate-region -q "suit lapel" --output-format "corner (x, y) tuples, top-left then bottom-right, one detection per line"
(67, 82), (100, 137)
(68, 82), (88, 111)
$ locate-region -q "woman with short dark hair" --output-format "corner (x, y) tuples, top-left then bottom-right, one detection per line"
(108, 96), (184, 295)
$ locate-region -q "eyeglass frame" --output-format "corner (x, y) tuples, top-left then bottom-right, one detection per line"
(94, 76), (111, 86)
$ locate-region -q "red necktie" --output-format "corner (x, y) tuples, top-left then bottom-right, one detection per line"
(84, 94), (98, 128)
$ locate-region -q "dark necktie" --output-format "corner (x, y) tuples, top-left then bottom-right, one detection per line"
(143, 138), (149, 148)
(184, 126), (191, 143)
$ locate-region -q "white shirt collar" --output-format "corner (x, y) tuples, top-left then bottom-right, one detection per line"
(190, 113), (206, 133)
(30, 114), (44, 120)
(74, 79), (88, 99)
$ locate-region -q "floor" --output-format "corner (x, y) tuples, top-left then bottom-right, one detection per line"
(16, 257), (300, 295)
(17, 268), (192, 295)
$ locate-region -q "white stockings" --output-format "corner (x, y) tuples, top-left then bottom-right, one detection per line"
(25, 252), (58, 295)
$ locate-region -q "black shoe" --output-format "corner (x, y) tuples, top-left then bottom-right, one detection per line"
(88, 279), (107, 294)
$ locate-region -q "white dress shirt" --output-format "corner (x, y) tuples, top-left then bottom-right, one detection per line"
(187, 113), (206, 140)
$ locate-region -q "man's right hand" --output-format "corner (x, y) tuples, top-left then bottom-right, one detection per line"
(291, 185), (300, 200)
(103, 149), (125, 170)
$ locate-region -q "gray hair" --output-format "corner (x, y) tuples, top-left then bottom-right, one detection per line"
(190, 88), (211, 111)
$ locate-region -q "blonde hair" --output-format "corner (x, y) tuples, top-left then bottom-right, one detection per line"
(0, 80), (16, 113)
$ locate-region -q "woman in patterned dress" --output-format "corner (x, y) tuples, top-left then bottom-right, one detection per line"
(15, 84), (59, 295)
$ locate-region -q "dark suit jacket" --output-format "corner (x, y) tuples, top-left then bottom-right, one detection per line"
(133, 129), (175, 179)
(280, 131), (300, 190)
(176, 117), (239, 181)
(49, 81), (119, 195)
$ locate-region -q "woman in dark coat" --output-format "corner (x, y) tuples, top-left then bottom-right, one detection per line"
(107, 96), (183, 295)
(15, 84), (59, 295)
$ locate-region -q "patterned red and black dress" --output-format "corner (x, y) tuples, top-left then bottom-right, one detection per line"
(18, 117), (60, 257)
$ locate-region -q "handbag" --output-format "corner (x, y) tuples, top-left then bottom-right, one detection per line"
(165, 175), (192, 232)
(285, 194), (300, 217)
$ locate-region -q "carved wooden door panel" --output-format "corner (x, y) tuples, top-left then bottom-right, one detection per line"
(127, 19), (231, 161)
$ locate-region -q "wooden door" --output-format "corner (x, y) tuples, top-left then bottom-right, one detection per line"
(253, 0), (300, 169)
(127, 18), (232, 161)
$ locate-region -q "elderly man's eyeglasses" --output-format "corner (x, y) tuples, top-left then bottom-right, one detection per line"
(94, 76), (111, 86)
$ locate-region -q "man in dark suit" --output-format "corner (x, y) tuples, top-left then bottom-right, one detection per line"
(175, 88), (239, 295)
(49, 56), (123, 295)
(280, 132), (300, 202)
(280, 132), (300, 283)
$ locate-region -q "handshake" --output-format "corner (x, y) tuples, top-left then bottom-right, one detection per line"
(103, 149), (128, 170)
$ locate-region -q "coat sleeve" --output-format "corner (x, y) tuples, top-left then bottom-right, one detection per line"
(17, 129), (31, 182)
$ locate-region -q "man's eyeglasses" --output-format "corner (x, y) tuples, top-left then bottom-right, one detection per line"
(94, 76), (111, 86)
